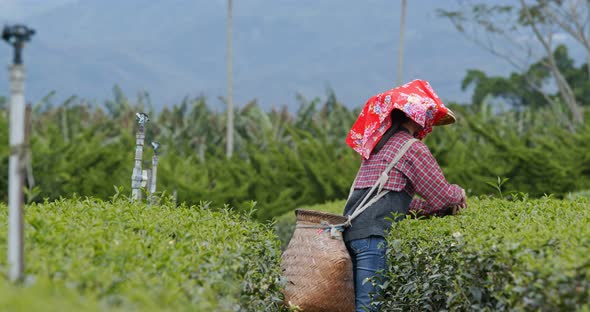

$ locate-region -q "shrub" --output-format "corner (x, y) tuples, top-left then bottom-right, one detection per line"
(381, 197), (590, 311)
(2, 94), (590, 221)
(0, 198), (285, 311)
(0, 279), (109, 311)
(280, 198), (590, 311)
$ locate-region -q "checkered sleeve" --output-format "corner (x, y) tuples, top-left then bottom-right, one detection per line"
(405, 142), (464, 216)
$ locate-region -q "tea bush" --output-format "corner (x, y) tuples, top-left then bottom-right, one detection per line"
(0, 198), (285, 311)
(383, 197), (590, 311)
(278, 197), (590, 311)
(0, 279), (110, 312)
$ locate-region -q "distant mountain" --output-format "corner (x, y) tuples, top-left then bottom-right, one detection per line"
(0, 0), (515, 110)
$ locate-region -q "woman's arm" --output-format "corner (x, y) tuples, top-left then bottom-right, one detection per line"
(404, 143), (465, 216)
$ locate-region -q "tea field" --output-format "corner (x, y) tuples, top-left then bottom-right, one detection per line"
(276, 196), (590, 311)
(0, 198), (284, 312)
(0, 195), (589, 311)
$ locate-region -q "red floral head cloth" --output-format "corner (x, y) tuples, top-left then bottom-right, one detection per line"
(346, 79), (455, 159)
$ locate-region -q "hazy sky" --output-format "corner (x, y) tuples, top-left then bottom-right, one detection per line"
(0, 0), (585, 111)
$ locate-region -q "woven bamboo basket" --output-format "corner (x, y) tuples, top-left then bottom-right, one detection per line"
(281, 209), (354, 312)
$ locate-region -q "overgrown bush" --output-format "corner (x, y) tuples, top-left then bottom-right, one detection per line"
(0, 198), (285, 311)
(1, 90), (589, 221)
(157, 131), (358, 221)
(0, 91), (360, 221)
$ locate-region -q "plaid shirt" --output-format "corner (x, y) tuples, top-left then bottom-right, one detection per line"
(353, 130), (464, 215)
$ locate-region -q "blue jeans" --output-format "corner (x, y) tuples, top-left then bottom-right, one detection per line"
(346, 236), (388, 312)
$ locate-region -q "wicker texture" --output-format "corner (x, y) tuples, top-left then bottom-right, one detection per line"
(281, 209), (355, 312)
(434, 108), (456, 126)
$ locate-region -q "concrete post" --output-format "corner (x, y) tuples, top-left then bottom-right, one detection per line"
(131, 113), (149, 201)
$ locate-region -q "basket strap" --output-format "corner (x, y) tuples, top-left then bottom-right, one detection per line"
(345, 138), (418, 226)
(347, 173), (358, 200)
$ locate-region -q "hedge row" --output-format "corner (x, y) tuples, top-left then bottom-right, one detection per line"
(0, 198), (284, 311)
(277, 197), (590, 311)
(382, 197), (590, 311)
(3, 196), (588, 310)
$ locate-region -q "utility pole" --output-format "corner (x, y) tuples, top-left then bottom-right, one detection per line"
(131, 112), (149, 201)
(2, 24), (35, 282)
(226, 0), (234, 158)
(397, 0), (407, 86)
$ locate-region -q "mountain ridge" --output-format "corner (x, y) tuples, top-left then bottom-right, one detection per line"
(0, 0), (515, 110)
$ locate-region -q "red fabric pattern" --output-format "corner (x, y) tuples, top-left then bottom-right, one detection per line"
(346, 79), (449, 159)
(353, 130), (463, 215)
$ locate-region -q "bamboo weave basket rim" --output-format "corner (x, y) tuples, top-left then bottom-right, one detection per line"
(295, 209), (348, 225)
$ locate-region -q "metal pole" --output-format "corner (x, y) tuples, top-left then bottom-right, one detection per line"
(131, 113), (149, 201)
(226, 0), (234, 158)
(148, 142), (160, 205)
(7, 64), (25, 281)
(24, 105), (34, 199)
(3, 24), (35, 282)
(397, 0), (407, 86)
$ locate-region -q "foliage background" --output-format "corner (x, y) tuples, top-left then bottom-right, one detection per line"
(1, 79), (589, 221)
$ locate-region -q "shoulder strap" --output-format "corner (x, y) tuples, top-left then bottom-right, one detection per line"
(346, 138), (418, 225)
(347, 171), (359, 200)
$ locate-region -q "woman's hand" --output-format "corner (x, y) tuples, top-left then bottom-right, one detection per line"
(452, 202), (467, 214)
(451, 189), (468, 215)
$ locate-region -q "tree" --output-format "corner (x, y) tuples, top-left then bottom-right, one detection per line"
(462, 44), (590, 111)
(438, 0), (587, 124)
(530, 0), (590, 78)
(462, 69), (545, 108)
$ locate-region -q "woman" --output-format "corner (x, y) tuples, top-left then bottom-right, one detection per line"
(343, 80), (467, 311)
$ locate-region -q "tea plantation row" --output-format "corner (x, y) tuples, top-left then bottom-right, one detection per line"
(0, 198), (284, 311)
(276, 196), (590, 311)
(1, 196), (589, 311)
